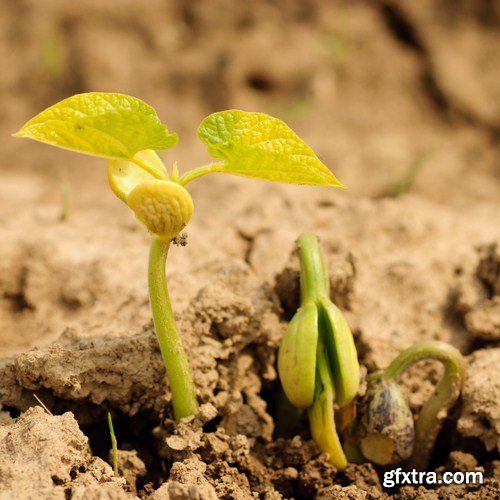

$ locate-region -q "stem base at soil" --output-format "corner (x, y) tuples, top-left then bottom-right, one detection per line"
(148, 236), (198, 421)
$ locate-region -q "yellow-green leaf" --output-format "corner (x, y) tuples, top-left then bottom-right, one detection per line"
(197, 110), (343, 187)
(14, 92), (178, 160)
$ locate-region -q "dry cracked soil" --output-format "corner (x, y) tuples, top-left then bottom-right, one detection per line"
(0, 1), (499, 499)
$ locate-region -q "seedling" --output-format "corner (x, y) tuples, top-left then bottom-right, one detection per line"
(107, 412), (119, 476)
(15, 92), (344, 422)
(278, 233), (360, 470)
(278, 236), (465, 471)
(353, 341), (465, 470)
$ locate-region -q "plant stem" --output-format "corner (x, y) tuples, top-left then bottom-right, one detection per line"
(107, 412), (118, 476)
(381, 341), (465, 470)
(298, 233), (329, 305)
(178, 163), (225, 186)
(148, 236), (198, 421)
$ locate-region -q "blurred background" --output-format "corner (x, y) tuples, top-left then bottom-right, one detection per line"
(1, 0), (499, 204)
(0, 0), (499, 359)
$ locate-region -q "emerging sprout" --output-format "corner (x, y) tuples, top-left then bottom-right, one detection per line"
(278, 233), (360, 470)
(352, 341), (465, 469)
(277, 234), (465, 472)
(15, 93), (344, 422)
(107, 412), (119, 476)
(354, 374), (414, 465)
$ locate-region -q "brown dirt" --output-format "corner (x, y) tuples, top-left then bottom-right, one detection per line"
(0, 406), (127, 499)
(1, 0), (499, 498)
(454, 243), (500, 341)
(458, 348), (500, 454)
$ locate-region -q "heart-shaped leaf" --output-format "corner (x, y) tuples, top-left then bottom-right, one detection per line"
(197, 110), (343, 187)
(14, 92), (178, 160)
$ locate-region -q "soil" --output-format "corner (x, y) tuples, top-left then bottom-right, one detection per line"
(1, 0), (499, 498)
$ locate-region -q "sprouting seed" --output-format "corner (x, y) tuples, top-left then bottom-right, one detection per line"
(277, 234), (465, 472)
(353, 374), (414, 465)
(352, 340), (465, 469)
(278, 232), (359, 470)
(14, 93), (344, 422)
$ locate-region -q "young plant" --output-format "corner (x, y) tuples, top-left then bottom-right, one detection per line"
(353, 341), (465, 470)
(278, 234), (465, 471)
(15, 92), (344, 422)
(278, 233), (360, 470)
(107, 412), (119, 476)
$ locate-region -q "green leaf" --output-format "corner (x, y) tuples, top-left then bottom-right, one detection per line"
(14, 92), (178, 160)
(197, 110), (343, 187)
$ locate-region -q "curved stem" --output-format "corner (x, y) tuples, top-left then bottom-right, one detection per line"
(178, 163), (225, 186)
(298, 233), (329, 305)
(382, 341), (465, 470)
(148, 237), (198, 421)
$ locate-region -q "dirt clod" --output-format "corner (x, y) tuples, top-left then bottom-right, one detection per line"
(458, 348), (500, 453)
(0, 406), (127, 498)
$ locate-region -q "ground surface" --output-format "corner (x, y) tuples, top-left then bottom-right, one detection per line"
(0, 1), (499, 498)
